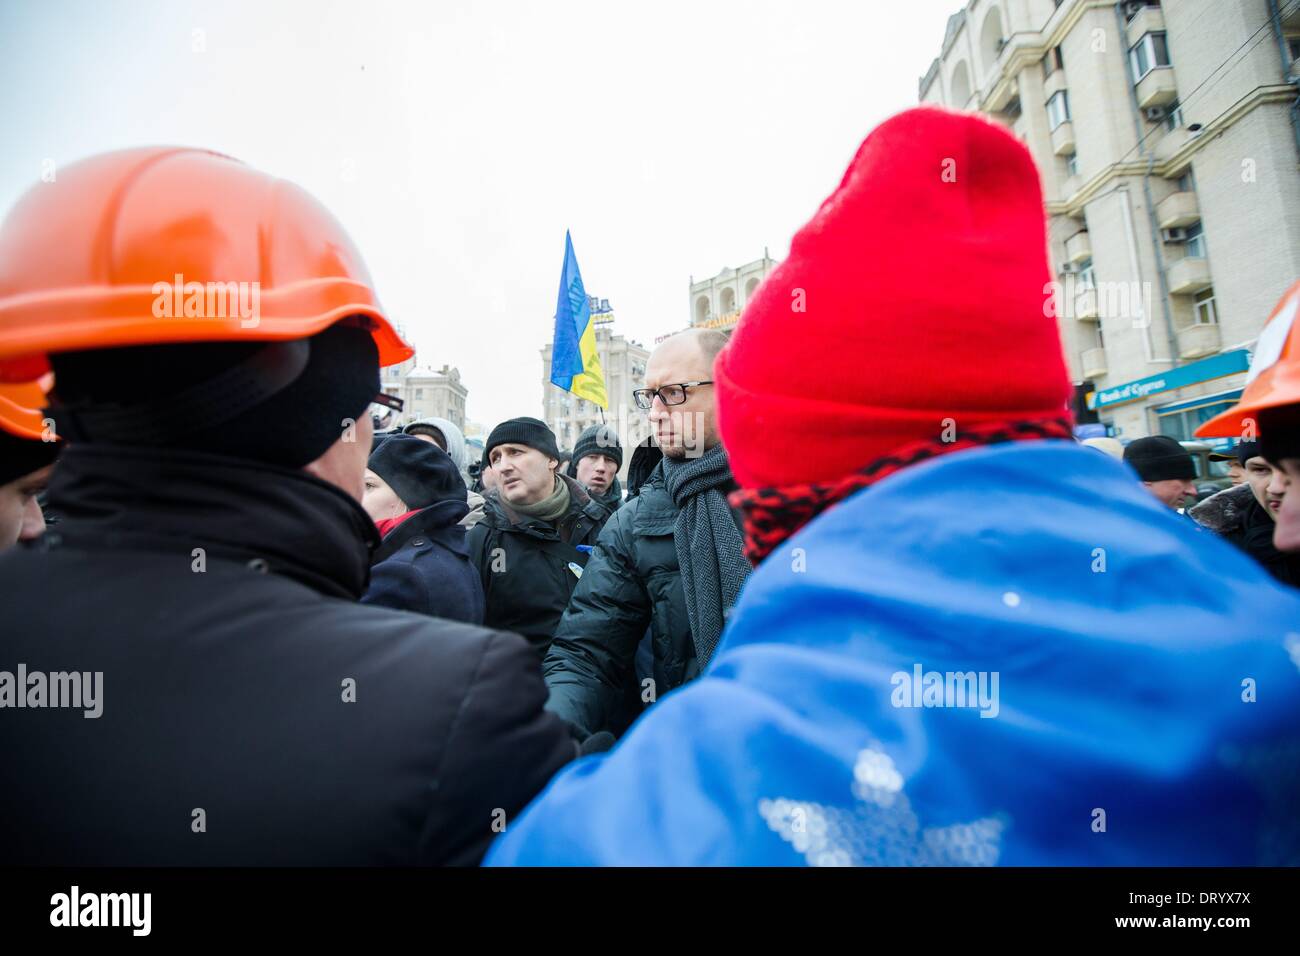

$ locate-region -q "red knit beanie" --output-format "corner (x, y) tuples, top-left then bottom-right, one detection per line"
(715, 106), (1072, 490)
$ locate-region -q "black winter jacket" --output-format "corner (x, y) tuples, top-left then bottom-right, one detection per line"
(362, 499), (485, 624)
(543, 462), (738, 736)
(1191, 482), (1300, 587)
(465, 473), (609, 655)
(0, 444), (576, 865)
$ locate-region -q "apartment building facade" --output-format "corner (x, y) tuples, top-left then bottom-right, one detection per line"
(379, 359), (469, 432)
(920, 0), (1300, 443)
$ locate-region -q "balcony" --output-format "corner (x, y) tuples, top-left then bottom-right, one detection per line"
(1166, 256), (1212, 295)
(1050, 120), (1076, 156)
(1081, 346), (1108, 379)
(1177, 323), (1221, 360)
(1125, 5), (1166, 47)
(1064, 231), (1092, 263)
(1074, 287), (1100, 321)
(1136, 67), (1178, 109)
(1156, 191), (1200, 229)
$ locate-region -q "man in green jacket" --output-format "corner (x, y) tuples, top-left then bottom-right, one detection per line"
(543, 330), (751, 737)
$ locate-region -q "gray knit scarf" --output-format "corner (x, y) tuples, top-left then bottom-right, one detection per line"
(661, 443), (751, 668)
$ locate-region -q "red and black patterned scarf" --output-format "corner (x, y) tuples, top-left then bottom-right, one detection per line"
(729, 416), (1075, 565)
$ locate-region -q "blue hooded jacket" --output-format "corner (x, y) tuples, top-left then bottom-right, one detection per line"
(486, 441), (1300, 865)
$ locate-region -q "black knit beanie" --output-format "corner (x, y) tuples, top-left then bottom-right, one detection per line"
(367, 433), (466, 511)
(1259, 405), (1300, 464)
(569, 424), (623, 473)
(1123, 435), (1196, 482)
(47, 321), (379, 469)
(1234, 439), (1263, 466)
(485, 417), (559, 463)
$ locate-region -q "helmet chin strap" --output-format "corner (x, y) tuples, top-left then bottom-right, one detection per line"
(48, 339), (311, 445)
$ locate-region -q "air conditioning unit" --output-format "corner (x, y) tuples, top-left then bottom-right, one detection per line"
(1144, 106), (1166, 121)
(1162, 227), (1188, 243)
(1060, 262), (1080, 275)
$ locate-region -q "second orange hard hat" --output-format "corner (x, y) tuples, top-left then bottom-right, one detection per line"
(1196, 281), (1300, 438)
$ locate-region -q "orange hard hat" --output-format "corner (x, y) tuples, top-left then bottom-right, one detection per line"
(0, 374), (54, 441)
(1196, 280), (1300, 438)
(0, 147), (412, 383)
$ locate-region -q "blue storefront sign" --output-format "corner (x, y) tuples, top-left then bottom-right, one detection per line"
(1086, 349), (1250, 411)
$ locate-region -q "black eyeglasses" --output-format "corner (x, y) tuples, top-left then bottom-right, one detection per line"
(372, 392), (404, 412)
(632, 381), (714, 410)
(369, 392), (404, 424)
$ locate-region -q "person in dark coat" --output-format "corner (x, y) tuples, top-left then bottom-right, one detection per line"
(625, 435), (663, 500)
(1191, 439), (1300, 586)
(0, 148), (576, 866)
(566, 423), (624, 513)
(543, 330), (750, 738)
(361, 434), (485, 623)
(465, 417), (608, 656)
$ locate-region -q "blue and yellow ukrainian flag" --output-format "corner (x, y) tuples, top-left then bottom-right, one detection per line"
(549, 231), (607, 409)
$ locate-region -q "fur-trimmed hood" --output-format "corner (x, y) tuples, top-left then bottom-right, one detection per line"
(1189, 482), (1253, 535)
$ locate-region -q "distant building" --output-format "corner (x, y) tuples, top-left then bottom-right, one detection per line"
(381, 358), (469, 431)
(688, 252), (779, 335)
(654, 253), (780, 345)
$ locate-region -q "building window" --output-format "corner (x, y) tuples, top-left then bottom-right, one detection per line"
(414, 388), (423, 399)
(1046, 90), (1071, 131)
(1156, 394), (1242, 446)
(1176, 169), (1194, 192)
(1041, 46), (1064, 80)
(1164, 98), (1184, 130)
(1184, 220), (1206, 258)
(1123, 1), (1161, 22)
(1193, 288), (1217, 325)
(1066, 153), (1080, 178)
(1129, 32), (1170, 83)
(1077, 257), (1096, 290)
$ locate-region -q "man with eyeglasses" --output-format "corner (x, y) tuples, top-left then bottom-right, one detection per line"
(543, 329), (751, 738)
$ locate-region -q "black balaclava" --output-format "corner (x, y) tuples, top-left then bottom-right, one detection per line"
(48, 321), (379, 468)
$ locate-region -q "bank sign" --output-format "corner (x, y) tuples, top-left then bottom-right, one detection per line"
(1087, 349), (1250, 411)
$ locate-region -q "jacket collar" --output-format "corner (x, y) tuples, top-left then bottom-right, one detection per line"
(483, 473), (603, 538)
(38, 443), (379, 600)
(373, 498), (470, 562)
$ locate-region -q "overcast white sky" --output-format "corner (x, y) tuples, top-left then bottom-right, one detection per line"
(0, 0), (956, 427)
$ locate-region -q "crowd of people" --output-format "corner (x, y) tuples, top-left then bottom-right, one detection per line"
(1, 107), (1298, 866)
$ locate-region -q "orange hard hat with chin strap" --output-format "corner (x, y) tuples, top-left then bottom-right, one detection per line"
(0, 147), (412, 383)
